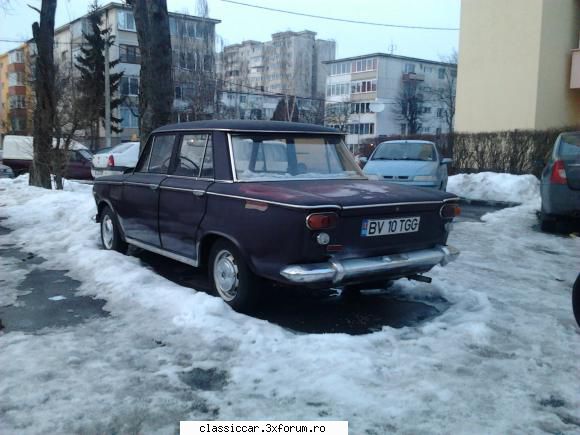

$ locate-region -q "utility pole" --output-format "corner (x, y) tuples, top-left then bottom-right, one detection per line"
(104, 13), (111, 149)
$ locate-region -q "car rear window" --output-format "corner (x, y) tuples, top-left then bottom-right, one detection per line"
(559, 134), (580, 158)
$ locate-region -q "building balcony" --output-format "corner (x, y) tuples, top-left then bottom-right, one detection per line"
(402, 72), (425, 81)
(571, 49), (580, 89)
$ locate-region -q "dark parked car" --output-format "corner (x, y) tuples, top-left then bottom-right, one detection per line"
(540, 132), (580, 231)
(93, 120), (461, 311)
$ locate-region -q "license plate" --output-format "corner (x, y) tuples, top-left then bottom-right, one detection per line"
(361, 216), (421, 237)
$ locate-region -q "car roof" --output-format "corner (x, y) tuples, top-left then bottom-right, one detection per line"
(379, 140), (435, 145)
(152, 120), (342, 134)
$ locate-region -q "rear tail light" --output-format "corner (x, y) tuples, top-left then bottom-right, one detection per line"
(550, 160), (567, 184)
(306, 212), (338, 230)
(107, 155), (115, 167)
(440, 204), (461, 219)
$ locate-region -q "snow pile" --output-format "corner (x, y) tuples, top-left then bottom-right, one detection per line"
(447, 172), (540, 204)
(1, 176), (579, 434)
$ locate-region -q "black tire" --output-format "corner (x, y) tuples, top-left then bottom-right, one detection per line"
(540, 213), (557, 233)
(100, 206), (128, 254)
(573, 274), (580, 328)
(209, 239), (261, 312)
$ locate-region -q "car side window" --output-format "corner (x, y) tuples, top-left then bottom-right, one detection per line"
(148, 135), (176, 174)
(174, 134), (207, 177)
(200, 136), (214, 178)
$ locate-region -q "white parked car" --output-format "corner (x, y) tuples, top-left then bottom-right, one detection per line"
(91, 141), (140, 178)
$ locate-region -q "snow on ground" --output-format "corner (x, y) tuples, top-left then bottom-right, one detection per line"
(0, 175), (579, 434)
(448, 172), (540, 204)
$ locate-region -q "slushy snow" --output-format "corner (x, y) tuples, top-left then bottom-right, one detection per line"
(448, 172), (540, 204)
(0, 174), (579, 434)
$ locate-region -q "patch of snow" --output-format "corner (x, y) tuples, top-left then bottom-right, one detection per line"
(0, 177), (578, 434)
(48, 295), (67, 301)
(447, 172), (540, 204)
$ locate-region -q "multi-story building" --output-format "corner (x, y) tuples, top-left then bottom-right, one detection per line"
(0, 43), (34, 136)
(455, 0), (580, 132)
(217, 30), (335, 120)
(323, 53), (456, 150)
(1, 2), (220, 147)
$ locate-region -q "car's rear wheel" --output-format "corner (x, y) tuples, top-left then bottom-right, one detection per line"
(209, 239), (260, 312)
(100, 206), (128, 254)
(573, 274), (580, 328)
(540, 213), (557, 233)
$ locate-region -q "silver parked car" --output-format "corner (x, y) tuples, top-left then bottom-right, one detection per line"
(362, 140), (452, 190)
(539, 132), (580, 231)
(0, 163), (14, 178)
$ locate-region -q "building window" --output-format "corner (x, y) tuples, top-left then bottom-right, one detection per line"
(8, 72), (24, 86)
(436, 127), (442, 136)
(120, 105), (139, 129)
(169, 17), (178, 35)
(118, 10), (136, 31)
(8, 50), (24, 64)
(11, 117), (26, 132)
(436, 108), (444, 118)
(119, 44), (141, 64)
(423, 106), (431, 114)
(438, 68), (446, 79)
(350, 79), (376, 94)
(120, 76), (139, 96)
(61, 50), (68, 62)
(346, 123), (375, 135)
(401, 123), (407, 135)
(9, 95), (26, 109)
(326, 82), (350, 97)
(404, 63), (416, 73)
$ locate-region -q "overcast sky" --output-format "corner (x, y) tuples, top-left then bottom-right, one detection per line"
(0, 0), (460, 61)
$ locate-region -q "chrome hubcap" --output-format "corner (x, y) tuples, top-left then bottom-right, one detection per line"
(213, 250), (239, 301)
(101, 215), (114, 250)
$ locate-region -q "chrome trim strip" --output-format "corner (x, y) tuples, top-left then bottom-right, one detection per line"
(231, 177), (367, 183)
(125, 237), (199, 267)
(124, 181), (158, 188)
(205, 191), (341, 210)
(227, 132), (238, 182)
(280, 245), (460, 284)
(343, 200), (446, 210)
(159, 185), (204, 194)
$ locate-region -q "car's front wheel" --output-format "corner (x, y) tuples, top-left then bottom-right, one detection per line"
(209, 239), (260, 312)
(100, 206), (128, 254)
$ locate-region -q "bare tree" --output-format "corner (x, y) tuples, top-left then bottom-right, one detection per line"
(126, 0), (174, 150)
(394, 79), (424, 135)
(324, 101), (351, 132)
(29, 0), (57, 189)
(430, 50), (457, 156)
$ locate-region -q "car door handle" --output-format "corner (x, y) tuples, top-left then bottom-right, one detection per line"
(149, 184), (160, 190)
(192, 190), (205, 197)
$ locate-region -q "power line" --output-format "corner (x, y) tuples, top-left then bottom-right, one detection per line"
(220, 0), (459, 31)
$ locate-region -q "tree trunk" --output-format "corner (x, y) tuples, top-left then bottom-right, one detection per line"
(30, 0), (57, 189)
(129, 0), (174, 151)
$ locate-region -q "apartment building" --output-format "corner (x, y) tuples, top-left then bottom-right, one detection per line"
(0, 43), (34, 136)
(0, 2), (220, 146)
(455, 0), (580, 132)
(324, 53), (456, 150)
(218, 30), (335, 106)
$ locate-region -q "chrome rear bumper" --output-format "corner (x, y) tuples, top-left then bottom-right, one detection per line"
(280, 245), (459, 284)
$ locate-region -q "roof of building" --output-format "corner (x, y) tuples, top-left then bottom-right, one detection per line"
(323, 52), (456, 67)
(54, 2), (220, 35)
(153, 120), (341, 134)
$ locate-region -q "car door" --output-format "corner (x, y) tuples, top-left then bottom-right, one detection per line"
(119, 133), (177, 247)
(158, 132), (214, 261)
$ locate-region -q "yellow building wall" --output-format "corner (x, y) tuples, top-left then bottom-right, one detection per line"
(455, 0), (544, 132)
(535, 0), (580, 129)
(0, 52), (8, 134)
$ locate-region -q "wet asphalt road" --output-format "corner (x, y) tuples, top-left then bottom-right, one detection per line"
(0, 202), (505, 336)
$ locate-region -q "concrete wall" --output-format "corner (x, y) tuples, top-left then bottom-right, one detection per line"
(455, 0), (580, 133)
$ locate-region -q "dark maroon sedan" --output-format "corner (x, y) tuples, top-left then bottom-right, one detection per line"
(93, 120), (460, 311)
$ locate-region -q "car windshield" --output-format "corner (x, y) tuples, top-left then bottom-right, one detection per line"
(558, 134), (580, 158)
(372, 142), (436, 161)
(230, 134), (365, 181)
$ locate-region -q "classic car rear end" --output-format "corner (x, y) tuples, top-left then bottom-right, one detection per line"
(93, 120), (460, 312)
